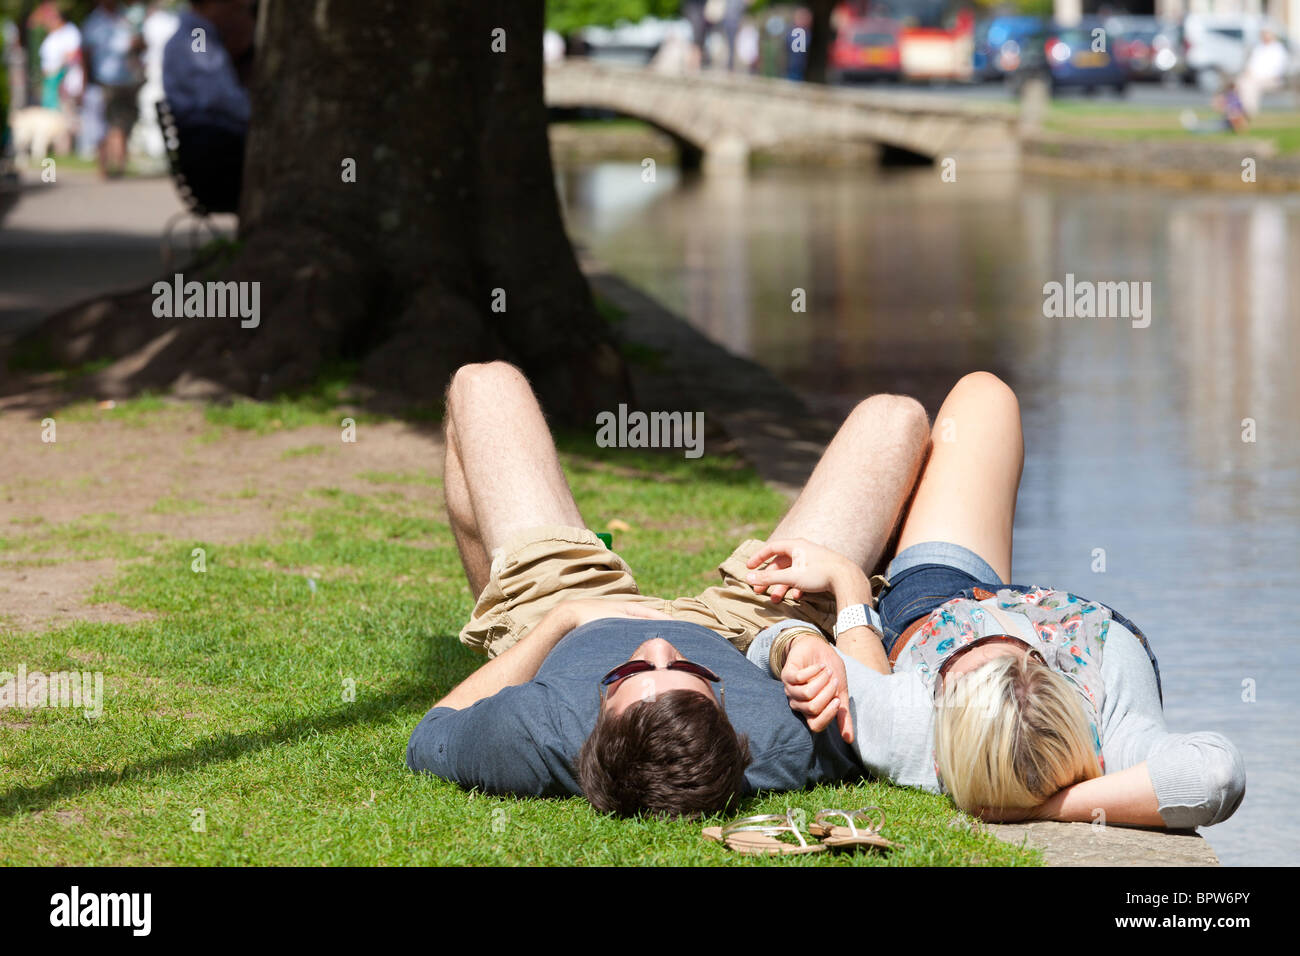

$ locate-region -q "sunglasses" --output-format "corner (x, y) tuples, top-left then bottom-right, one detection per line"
(599, 659), (724, 708)
(935, 634), (1047, 696)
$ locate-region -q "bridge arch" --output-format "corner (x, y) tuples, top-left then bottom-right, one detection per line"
(544, 62), (1020, 173)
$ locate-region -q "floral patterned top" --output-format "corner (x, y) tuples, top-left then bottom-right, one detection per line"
(908, 587), (1112, 767)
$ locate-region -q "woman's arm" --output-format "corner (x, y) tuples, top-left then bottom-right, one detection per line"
(981, 626), (1247, 829)
(1097, 626), (1246, 828)
(978, 763), (1165, 827)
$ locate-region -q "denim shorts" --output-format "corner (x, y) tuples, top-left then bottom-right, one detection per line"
(877, 541), (1162, 702)
(876, 541), (1007, 655)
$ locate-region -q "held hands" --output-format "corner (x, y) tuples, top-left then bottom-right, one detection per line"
(745, 538), (859, 604)
(781, 632), (854, 744)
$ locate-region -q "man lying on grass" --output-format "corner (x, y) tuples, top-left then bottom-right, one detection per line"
(406, 361), (930, 817)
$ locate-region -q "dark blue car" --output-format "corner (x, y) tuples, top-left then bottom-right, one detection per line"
(1008, 20), (1130, 96)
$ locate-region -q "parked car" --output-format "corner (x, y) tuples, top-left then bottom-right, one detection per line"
(577, 17), (684, 65)
(1008, 21), (1129, 97)
(972, 15), (1047, 81)
(1182, 13), (1296, 90)
(1106, 16), (1187, 83)
(830, 17), (903, 82)
(900, 14), (976, 83)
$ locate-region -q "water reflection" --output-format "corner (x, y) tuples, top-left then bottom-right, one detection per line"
(558, 160), (1300, 865)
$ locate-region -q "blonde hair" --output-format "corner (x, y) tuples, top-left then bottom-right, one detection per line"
(933, 653), (1102, 813)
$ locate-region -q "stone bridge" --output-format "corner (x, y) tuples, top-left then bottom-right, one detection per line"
(545, 60), (1022, 173)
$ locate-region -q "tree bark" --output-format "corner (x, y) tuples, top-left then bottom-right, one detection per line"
(805, 0), (836, 85)
(19, 0), (629, 421)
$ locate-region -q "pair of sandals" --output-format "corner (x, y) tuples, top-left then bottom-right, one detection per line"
(702, 807), (901, 856)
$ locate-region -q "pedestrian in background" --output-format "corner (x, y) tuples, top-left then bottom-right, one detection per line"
(133, 0), (179, 162)
(24, 0), (62, 108)
(37, 4), (82, 114)
(81, 0), (145, 177)
(163, 0), (254, 212)
(1236, 27), (1289, 118)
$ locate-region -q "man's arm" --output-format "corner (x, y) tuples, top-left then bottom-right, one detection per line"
(434, 603), (578, 711)
(434, 599), (672, 710)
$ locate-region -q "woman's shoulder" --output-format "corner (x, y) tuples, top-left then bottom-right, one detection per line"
(1100, 618), (1157, 677)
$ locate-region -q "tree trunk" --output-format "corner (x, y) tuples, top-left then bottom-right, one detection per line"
(19, 0), (629, 421)
(805, 0), (835, 85)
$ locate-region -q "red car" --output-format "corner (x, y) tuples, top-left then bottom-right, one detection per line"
(830, 18), (903, 82)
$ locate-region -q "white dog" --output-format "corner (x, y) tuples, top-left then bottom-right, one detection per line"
(10, 107), (76, 165)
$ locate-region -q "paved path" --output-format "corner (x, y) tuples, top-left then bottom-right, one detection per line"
(0, 168), (235, 338)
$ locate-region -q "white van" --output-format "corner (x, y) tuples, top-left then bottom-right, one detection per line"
(1183, 13), (1296, 90)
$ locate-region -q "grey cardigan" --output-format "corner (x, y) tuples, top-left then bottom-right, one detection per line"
(747, 618), (1245, 828)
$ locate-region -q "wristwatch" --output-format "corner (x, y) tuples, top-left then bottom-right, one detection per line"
(834, 603), (884, 641)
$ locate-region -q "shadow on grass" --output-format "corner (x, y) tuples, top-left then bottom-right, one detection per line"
(0, 647), (451, 819)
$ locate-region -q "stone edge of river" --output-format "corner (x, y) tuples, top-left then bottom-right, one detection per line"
(1022, 131), (1300, 194)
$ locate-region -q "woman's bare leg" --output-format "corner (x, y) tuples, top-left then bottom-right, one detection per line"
(893, 372), (1024, 584)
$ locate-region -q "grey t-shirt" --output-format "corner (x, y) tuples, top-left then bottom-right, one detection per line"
(748, 614), (1246, 828)
(407, 618), (862, 797)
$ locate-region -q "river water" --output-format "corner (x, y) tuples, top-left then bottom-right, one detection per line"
(557, 159), (1300, 866)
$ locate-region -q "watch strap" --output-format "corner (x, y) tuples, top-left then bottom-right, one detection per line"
(834, 603), (883, 640)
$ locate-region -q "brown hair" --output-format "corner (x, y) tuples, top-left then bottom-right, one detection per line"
(577, 690), (751, 819)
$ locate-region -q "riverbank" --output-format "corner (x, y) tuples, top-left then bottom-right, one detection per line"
(1022, 129), (1300, 192)
(1, 169), (1230, 866)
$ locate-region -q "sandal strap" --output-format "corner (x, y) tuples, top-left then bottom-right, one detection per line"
(815, 806), (885, 837)
(722, 811), (809, 848)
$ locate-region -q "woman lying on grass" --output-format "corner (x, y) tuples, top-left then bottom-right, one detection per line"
(744, 372), (1245, 829)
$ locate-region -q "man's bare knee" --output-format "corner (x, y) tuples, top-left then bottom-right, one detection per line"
(446, 361), (532, 418)
(847, 393), (929, 443)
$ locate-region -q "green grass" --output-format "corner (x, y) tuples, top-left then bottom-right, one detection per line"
(357, 470), (441, 487)
(56, 393), (174, 426)
(1045, 101), (1300, 154)
(1, 511), (152, 562)
(281, 444), (328, 460)
(0, 414), (1039, 866)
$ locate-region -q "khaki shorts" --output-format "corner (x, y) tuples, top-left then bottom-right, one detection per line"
(460, 526), (837, 658)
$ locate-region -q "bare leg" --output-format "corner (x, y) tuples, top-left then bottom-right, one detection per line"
(771, 393), (930, 575)
(100, 127), (126, 177)
(763, 393), (928, 669)
(443, 419), (490, 597)
(893, 371), (1024, 584)
(443, 362), (584, 599)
